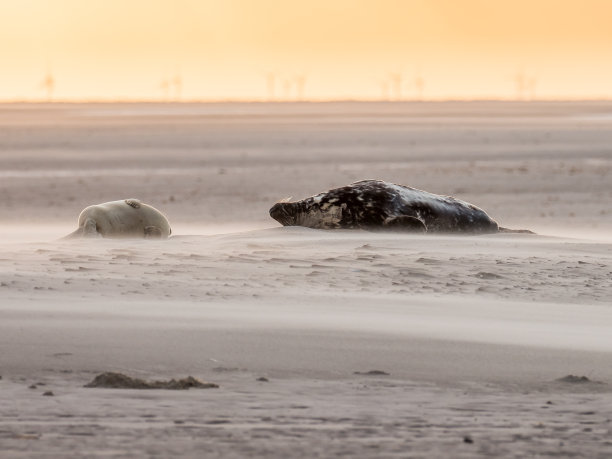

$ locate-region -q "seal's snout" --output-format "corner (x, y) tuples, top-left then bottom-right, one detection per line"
(269, 202), (294, 226)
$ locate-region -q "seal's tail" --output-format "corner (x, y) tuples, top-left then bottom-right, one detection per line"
(498, 227), (535, 234)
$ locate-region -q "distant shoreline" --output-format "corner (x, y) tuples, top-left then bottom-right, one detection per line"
(2, 98), (612, 104)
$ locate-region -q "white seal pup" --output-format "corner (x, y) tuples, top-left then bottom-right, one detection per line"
(64, 199), (171, 239)
(269, 180), (531, 234)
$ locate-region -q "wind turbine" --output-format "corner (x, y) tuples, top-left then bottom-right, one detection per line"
(172, 73), (182, 100)
(293, 73), (307, 101)
(265, 72), (277, 101)
(527, 77), (537, 100)
(413, 73), (425, 100)
(379, 78), (390, 100)
(389, 71), (403, 100)
(160, 77), (170, 100)
(282, 77), (292, 100)
(515, 70), (527, 100)
(515, 70), (537, 100)
(40, 66), (55, 101)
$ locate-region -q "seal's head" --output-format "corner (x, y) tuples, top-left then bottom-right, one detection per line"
(269, 202), (300, 226)
(269, 195), (346, 229)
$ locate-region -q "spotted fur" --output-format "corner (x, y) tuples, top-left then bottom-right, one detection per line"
(269, 180), (501, 234)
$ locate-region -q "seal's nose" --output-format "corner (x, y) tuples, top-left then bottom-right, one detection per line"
(269, 203), (284, 221)
(269, 202), (292, 225)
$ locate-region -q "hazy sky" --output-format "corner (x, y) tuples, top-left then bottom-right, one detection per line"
(1, 0), (611, 100)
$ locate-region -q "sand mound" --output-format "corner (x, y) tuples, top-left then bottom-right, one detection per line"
(555, 375), (604, 385)
(354, 370), (390, 376)
(84, 372), (219, 390)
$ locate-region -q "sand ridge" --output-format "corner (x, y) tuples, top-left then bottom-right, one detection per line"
(0, 230), (610, 306)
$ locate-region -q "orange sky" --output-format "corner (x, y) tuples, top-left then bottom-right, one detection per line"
(1, 0), (611, 100)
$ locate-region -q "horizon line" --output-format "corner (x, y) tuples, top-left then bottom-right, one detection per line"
(2, 96), (612, 104)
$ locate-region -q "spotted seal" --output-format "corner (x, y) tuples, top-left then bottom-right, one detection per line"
(269, 180), (531, 234)
(63, 199), (171, 239)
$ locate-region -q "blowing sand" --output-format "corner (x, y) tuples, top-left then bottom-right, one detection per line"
(1, 101), (612, 458)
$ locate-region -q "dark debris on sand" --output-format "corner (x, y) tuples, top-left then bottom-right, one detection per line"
(556, 375), (604, 384)
(84, 372), (219, 390)
(354, 370), (390, 376)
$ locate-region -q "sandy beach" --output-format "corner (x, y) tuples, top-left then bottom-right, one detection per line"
(1, 101), (612, 458)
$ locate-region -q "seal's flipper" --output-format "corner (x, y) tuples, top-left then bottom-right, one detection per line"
(125, 199), (141, 209)
(384, 216), (427, 233)
(82, 218), (100, 238)
(144, 226), (163, 239)
(61, 227), (85, 240)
